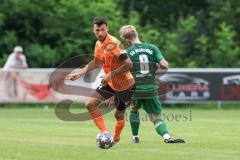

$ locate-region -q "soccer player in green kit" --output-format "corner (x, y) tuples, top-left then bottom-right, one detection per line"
(119, 25), (185, 144)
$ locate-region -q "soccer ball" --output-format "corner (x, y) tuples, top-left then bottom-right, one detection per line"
(96, 132), (113, 149)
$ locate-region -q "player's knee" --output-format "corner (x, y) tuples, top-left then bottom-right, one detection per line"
(149, 114), (160, 122)
(85, 99), (96, 111)
(149, 117), (155, 123)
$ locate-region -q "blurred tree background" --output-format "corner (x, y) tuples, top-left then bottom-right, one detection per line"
(0, 0), (239, 68)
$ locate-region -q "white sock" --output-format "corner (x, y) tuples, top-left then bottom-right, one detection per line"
(163, 133), (171, 140)
(133, 135), (139, 139)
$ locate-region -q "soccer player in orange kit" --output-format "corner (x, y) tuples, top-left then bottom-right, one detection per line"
(65, 17), (135, 144)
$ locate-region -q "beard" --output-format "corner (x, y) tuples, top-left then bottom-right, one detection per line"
(98, 35), (107, 41)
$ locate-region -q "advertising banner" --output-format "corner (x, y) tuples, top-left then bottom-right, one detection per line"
(0, 69), (239, 103)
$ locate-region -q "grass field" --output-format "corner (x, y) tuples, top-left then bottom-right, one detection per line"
(0, 105), (240, 160)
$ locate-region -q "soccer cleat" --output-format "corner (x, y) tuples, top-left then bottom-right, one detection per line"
(112, 137), (120, 147)
(132, 136), (140, 144)
(164, 138), (185, 143)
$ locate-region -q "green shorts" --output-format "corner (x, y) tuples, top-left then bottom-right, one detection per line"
(132, 96), (162, 115)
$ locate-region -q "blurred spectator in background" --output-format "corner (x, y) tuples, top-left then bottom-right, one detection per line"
(3, 46), (28, 70)
(3, 46), (28, 98)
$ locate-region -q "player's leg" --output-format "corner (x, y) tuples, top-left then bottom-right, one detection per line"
(113, 106), (125, 142)
(130, 98), (141, 143)
(143, 97), (185, 143)
(150, 113), (185, 143)
(113, 85), (136, 143)
(85, 85), (115, 132)
(148, 114), (171, 141)
(143, 97), (170, 140)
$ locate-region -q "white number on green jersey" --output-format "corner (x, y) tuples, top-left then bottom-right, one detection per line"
(139, 54), (149, 74)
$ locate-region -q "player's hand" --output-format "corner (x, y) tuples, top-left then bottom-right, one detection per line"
(156, 63), (161, 69)
(156, 60), (168, 73)
(64, 72), (82, 81)
(100, 73), (111, 86)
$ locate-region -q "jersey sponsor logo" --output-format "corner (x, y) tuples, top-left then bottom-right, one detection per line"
(135, 73), (152, 78)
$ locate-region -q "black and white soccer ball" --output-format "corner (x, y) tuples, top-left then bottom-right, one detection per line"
(96, 132), (113, 149)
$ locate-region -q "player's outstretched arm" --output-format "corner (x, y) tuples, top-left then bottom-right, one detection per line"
(65, 58), (101, 81)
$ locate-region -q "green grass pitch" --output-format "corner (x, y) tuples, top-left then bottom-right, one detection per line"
(0, 105), (240, 160)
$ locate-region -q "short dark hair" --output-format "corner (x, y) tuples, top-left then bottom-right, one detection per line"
(93, 17), (108, 26)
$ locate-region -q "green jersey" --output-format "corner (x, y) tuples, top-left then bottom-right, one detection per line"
(126, 43), (165, 96)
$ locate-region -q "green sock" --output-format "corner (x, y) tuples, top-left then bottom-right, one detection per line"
(154, 119), (169, 136)
(130, 111), (140, 136)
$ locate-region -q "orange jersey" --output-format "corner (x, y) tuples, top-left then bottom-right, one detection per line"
(94, 34), (135, 91)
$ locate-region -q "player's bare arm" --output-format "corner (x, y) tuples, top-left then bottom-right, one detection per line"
(101, 57), (133, 86)
(65, 58), (101, 81)
(156, 59), (168, 73)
